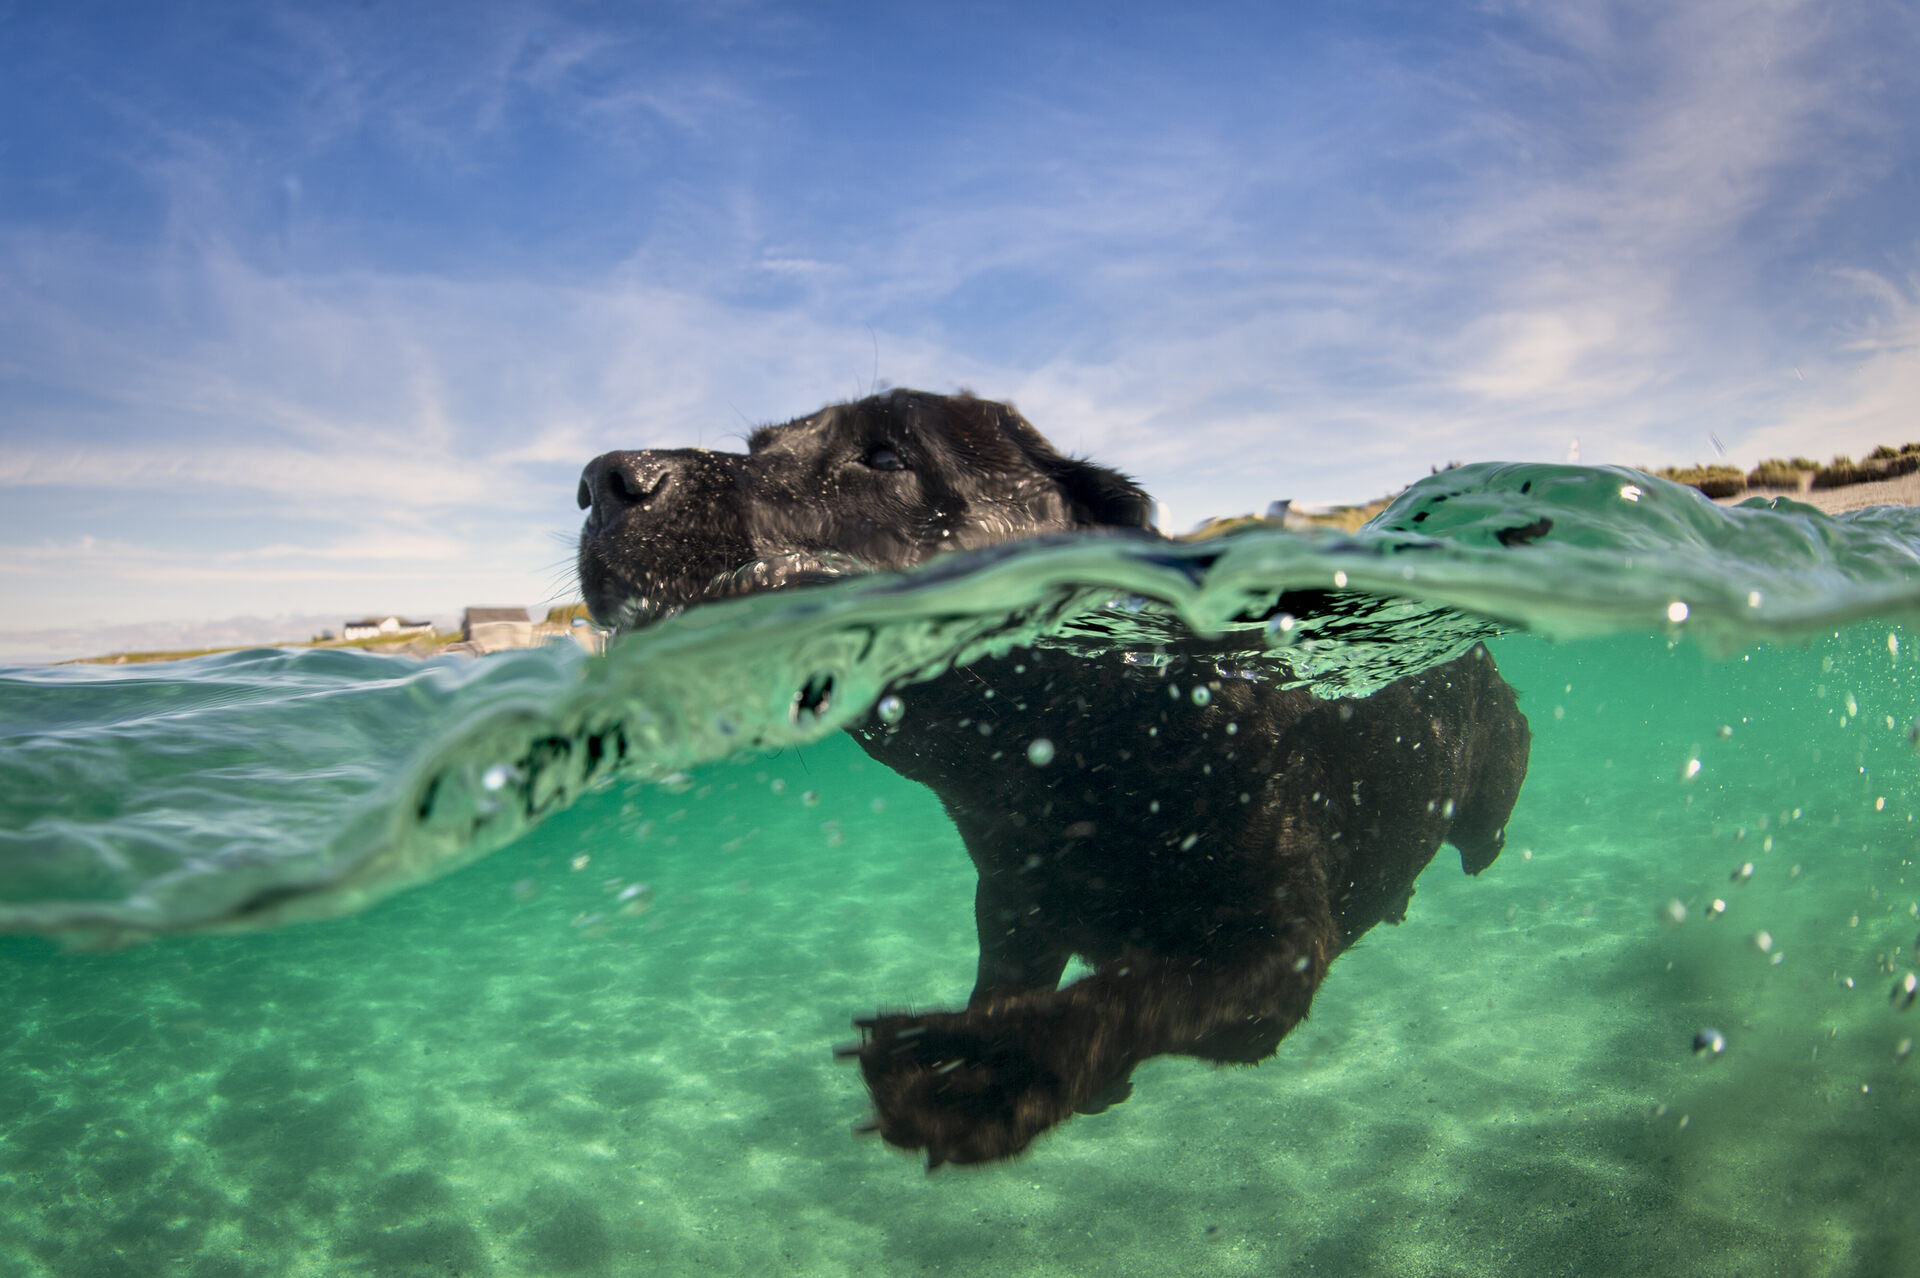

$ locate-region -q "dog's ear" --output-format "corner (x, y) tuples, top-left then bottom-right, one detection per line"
(964, 397), (1156, 530)
(1047, 456), (1156, 530)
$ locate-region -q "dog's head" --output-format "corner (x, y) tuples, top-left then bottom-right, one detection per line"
(575, 390), (1154, 628)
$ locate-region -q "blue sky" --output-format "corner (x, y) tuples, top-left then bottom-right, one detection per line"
(4, 0), (1918, 659)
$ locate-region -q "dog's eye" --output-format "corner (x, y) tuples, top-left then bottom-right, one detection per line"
(863, 445), (906, 472)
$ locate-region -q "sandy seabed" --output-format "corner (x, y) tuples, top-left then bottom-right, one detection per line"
(3, 630), (1918, 1278)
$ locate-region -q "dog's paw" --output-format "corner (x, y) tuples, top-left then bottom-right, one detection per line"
(837, 1008), (1075, 1168)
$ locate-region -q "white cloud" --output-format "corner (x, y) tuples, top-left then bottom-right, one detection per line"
(4, 0), (1918, 645)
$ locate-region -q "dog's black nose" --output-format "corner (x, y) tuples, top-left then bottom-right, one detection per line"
(578, 452), (679, 525)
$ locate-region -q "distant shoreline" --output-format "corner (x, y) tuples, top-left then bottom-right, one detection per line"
(1714, 470), (1920, 515)
(45, 466), (1919, 667)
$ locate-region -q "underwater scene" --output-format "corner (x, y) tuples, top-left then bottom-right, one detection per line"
(5, 463), (1920, 1277)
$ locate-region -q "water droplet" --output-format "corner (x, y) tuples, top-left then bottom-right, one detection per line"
(1716, 725), (1733, 739)
(1680, 758), (1702, 781)
(1752, 930), (1773, 953)
(1027, 738), (1056, 767)
(1332, 571), (1349, 588)
(801, 789), (820, 807)
(1659, 899), (1688, 926)
(1667, 601), (1690, 624)
(1707, 898), (1727, 918)
(877, 694), (905, 724)
(1692, 1028), (1725, 1058)
(482, 763), (518, 792)
(770, 777), (786, 794)
(1731, 862), (1753, 884)
(1191, 686), (1212, 707)
(570, 854), (591, 871)
(1893, 973), (1919, 1011)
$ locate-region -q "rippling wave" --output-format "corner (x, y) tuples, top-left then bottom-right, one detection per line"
(4, 464), (1917, 944)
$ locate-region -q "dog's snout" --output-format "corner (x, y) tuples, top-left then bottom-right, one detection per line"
(579, 452), (681, 525)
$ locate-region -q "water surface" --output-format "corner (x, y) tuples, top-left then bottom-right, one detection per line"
(4, 464), (1919, 1276)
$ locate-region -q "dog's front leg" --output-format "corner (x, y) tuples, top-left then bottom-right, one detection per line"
(839, 911), (1335, 1167)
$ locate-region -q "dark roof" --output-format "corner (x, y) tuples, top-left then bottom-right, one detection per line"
(463, 607), (531, 624)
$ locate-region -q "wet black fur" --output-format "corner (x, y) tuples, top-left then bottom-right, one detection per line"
(577, 390), (1530, 1167)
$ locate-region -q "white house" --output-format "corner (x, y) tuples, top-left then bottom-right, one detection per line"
(341, 616), (436, 641)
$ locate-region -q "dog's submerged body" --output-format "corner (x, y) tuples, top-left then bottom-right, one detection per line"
(578, 390), (1530, 1167)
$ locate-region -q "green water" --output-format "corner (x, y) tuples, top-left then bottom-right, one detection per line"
(4, 466), (1920, 1275)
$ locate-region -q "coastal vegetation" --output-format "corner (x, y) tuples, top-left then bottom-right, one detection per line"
(1651, 443), (1920, 498)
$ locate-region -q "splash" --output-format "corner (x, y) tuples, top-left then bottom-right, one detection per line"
(3, 464), (1916, 944)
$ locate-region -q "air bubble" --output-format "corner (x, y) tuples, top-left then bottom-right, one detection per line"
(1191, 687), (1212, 707)
(877, 694), (905, 724)
(1731, 862), (1753, 885)
(482, 763), (518, 792)
(1893, 973), (1919, 1011)
(1027, 738), (1056, 767)
(1692, 1028), (1726, 1059)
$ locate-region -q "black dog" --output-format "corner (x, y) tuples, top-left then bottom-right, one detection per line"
(577, 390), (1530, 1167)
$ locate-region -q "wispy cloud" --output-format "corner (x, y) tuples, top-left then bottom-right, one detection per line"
(2, 0), (1917, 647)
